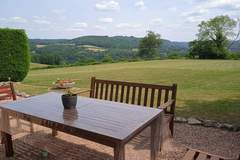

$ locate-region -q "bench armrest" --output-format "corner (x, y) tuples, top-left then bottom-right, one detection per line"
(76, 89), (91, 94)
(157, 99), (175, 110)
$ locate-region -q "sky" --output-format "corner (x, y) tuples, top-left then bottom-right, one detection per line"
(0, 0), (240, 41)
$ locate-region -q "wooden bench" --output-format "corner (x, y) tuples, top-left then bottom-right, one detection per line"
(183, 147), (240, 160)
(87, 77), (177, 136)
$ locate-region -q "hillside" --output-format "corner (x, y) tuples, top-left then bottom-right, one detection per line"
(230, 40), (240, 52)
(29, 36), (239, 65)
(30, 36), (189, 54)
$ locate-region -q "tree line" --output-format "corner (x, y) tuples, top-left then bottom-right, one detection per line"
(31, 15), (240, 66)
(138, 15), (240, 60)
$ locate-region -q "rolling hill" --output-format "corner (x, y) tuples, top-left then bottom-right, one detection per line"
(30, 36), (189, 53)
(29, 36), (239, 65)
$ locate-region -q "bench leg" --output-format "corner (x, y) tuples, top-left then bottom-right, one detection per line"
(52, 129), (58, 137)
(1, 131), (14, 157)
(169, 116), (174, 137)
(114, 143), (125, 160)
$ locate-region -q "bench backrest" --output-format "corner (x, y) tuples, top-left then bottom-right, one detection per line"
(0, 82), (16, 101)
(89, 77), (177, 114)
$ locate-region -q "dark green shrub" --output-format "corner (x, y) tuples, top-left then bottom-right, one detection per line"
(0, 28), (30, 81)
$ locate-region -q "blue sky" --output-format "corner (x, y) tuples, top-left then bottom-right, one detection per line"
(0, 0), (239, 41)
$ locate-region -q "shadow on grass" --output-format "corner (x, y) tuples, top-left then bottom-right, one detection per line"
(176, 99), (240, 125)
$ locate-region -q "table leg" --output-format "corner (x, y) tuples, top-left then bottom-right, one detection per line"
(158, 113), (163, 152)
(151, 116), (161, 160)
(114, 143), (125, 160)
(1, 131), (14, 157)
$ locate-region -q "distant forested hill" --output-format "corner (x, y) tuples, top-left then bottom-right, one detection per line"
(230, 40), (240, 52)
(30, 36), (189, 53)
(29, 36), (239, 65)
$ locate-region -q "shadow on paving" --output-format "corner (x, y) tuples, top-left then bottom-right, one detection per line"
(177, 99), (240, 125)
(0, 131), (113, 160)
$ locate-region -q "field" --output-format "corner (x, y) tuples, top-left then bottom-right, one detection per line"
(16, 60), (240, 124)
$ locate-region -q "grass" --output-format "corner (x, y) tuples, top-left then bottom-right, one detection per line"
(16, 60), (240, 125)
(30, 63), (49, 69)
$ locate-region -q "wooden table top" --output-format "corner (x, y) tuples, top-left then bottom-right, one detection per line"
(0, 92), (162, 142)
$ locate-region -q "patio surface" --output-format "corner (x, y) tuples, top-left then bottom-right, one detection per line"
(0, 122), (239, 160)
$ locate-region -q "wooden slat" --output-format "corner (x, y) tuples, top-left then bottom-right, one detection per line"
(95, 79), (173, 90)
(126, 85), (130, 103)
(164, 89), (169, 103)
(104, 83), (109, 100)
(0, 94), (11, 100)
(100, 83), (104, 99)
(150, 88), (155, 107)
(90, 77), (96, 98)
(197, 153), (207, 160)
(95, 82), (99, 98)
(0, 85), (11, 90)
(0, 89), (11, 94)
(157, 89), (162, 107)
(131, 86), (136, 104)
(137, 87), (142, 105)
(115, 84), (119, 102)
(120, 85), (125, 103)
(183, 150), (196, 160)
(143, 88), (148, 106)
(110, 84), (114, 101)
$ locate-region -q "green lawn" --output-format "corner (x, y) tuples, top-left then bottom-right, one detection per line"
(16, 60), (240, 124)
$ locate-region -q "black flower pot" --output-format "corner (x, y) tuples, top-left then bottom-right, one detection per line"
(61, 94), (77, 109)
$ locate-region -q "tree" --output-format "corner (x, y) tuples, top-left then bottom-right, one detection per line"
(190, 15), (237, 59)
(0, 28), (30, 81)
(138, 31), (161, 58)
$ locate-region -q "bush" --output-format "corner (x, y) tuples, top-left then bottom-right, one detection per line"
(0, 28), (30, 81)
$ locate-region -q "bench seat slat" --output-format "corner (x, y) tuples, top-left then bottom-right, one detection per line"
(197, 153), (207, 160)
(183, 150), (196, 160)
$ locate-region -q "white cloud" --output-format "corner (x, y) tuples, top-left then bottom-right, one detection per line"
(151, 18), (163, 26)
(95, 1), (120, 11)
(185, 16), (205, 23)
(205, 0), (240, 10)
(33, 17), (51, 24)
(10, 17), (28, 23)
(98, 17), (113, 23)
(182, 9), (208, 17)
(134, 0), (146, 10)
(116, 23), (141, 29)
(67, 22), (88, 32)
(74, 22), (88, 28)
(185, 0), (240, 16)
(94, 25), (106, 30)
(182, 0), (240, 24)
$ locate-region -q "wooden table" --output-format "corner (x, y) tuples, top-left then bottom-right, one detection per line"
(0, 92), (163, 160)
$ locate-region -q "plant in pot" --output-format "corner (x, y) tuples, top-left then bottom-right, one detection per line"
(61, 89), (77, 109)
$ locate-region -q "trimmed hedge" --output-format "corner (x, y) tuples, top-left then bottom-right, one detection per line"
(0, 28), (30, 81)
